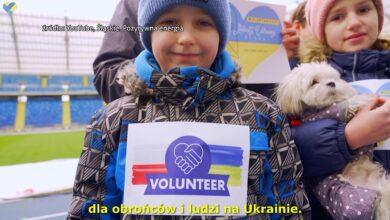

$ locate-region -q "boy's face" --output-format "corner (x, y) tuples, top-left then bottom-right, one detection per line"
(324, 0), (379, 52)
(151, 6), (219, 73)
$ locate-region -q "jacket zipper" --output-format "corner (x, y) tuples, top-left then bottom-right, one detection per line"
(352, 53), (358, 81)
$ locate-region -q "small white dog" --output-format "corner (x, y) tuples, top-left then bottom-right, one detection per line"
(276, 62), (390, 219)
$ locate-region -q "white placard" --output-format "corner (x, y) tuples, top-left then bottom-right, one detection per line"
(123, 122), (250, 216)
(227, 0), (290, 83)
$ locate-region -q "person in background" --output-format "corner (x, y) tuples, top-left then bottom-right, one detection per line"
(283, 1), (313, 69)
(93, 0), (142, 103)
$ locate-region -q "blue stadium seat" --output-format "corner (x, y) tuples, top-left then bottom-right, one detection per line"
(68, 86), (97, 92)
(0, 87), (19, 92)
(0, 98), (17, 128)
(2, 74), (40, 86)
(70, 96), (103, 124)
(0, 74), (98, 93)
(48, 75), (83, 87)
(88, 75), (94, 88)
(23, 87), (63, 92)
(25, 97), (62, 127)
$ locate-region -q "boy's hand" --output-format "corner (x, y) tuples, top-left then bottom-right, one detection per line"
(282, 21), (300, 59)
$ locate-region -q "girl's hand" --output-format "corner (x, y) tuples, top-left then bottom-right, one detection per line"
(345, 97), (390, 149)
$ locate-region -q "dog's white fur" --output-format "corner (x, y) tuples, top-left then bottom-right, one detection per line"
(276, 62), (362, 115)
(276, 62), (390, 220)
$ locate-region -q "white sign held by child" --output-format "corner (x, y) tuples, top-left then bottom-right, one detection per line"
(123, 122), (250, 216)
(227, 0), (290, 83)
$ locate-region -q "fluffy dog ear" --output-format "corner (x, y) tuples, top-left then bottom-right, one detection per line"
(275, 68), (304, 115)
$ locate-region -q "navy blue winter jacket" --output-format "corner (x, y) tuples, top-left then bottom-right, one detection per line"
(294, 49), (390, 177)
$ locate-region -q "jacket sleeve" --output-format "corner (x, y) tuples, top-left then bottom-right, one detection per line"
(312, 174), (379, 220)
(93, 0), (143, 103)
(266, 105), (311, 219)
(292, 118), (354, 177)
(68, 108), (122, 219)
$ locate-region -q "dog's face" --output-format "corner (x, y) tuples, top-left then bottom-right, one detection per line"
(276, 62), (357, 115)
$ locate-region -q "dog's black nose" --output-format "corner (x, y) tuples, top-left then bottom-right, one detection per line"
(327, 82), (336, 88)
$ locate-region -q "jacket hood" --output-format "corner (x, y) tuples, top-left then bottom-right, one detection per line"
(117, 60), (242, 109)
(298, 36), (331, 63)
(298, 37), (390, 64)
(298, 37), (390, 82)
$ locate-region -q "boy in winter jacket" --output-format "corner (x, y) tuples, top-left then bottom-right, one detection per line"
(94, 0), (302, 103)
(68, 0), (311, 219)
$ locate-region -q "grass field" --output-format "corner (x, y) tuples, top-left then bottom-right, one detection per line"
(0, 131), (85, 166)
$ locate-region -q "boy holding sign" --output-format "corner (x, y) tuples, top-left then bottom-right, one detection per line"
(68, 0), (310, 219)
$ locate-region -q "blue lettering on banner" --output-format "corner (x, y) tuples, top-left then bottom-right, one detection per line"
(144, 136), (230, 196)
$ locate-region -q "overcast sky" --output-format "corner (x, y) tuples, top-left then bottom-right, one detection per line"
(3, 0), (302, 21)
